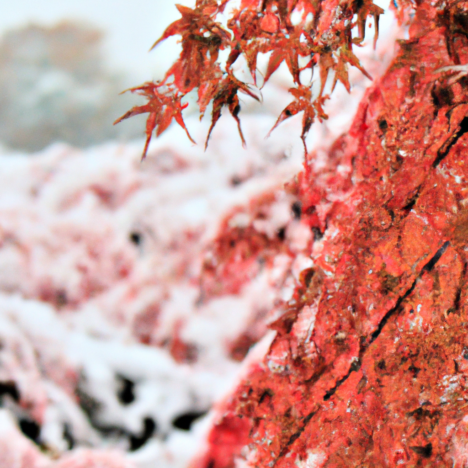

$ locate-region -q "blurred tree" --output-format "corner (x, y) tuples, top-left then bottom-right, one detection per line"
(0, 21), (142, 152)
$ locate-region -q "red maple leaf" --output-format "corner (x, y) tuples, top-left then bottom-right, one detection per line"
(204, 75), (260, 149)
(115, 0), (387, 156)
(268, 85), (327, 152)
(355, 0), (385, 48)
(151, 4), (231, 93)
(114, 83), (194, 160)
(264, 33), (303, 85)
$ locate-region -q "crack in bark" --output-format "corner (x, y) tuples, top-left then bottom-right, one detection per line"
(323, 358), (362, 401)
(273, 411), (316, 466)
(369, 241), (449, 347)
(368, 241), (449, 345)
(432, 116), (468, 168)
(325, 241), (450, 405)
(448, 260), (465, 314)
(273, 241), (450, 465)
(402, 184), (423, 213)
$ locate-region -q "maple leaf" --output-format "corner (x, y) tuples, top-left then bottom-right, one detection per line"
(264, 25), (308, 84)
(205, 75), (260, 149)
(227, 8), (274, 82)
(268, 85), (327, 153)
(228, 5), (306, 85)
(114, 83), (194, 160)
(198, 64), (223, 118)
(150, 4), (231, 93)
(355, 0), (385, 48)
(332, 55), (351, 93)
(317, 51), (335, 96)
(150, 4), (229, 51)
(226, 39), (265, 84)
(264, 32), (304, 85)
(116, 0), (388, 157)
(339, 43), (372, 81)
(228, 8), (263, 43)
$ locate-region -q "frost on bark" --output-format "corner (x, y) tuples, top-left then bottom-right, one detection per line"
(192, 1), (468, 466)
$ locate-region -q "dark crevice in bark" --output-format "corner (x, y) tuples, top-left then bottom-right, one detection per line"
(273, 241), (450, 464)
(448, 262), (465, 314)
(369, 241), (449, 344)
(410, 443), (433, 458)
(323, 358), (361, 401)
(421, 241), (450, 272)
(368, 275), (414, 343)
(274, 411), (317, 465)
(402, 185), (423, 213)
(432, 117), (468, 168)
(455, 274), (466, 313)
(431, 85), (454, 110)
(318, 251), (436, 403)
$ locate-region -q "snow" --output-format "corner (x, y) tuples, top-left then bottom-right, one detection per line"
(0, 113), (308, 466)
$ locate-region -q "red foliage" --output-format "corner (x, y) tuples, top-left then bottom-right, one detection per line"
(115, 0), (385, 158)
(114, 82), (195, 159)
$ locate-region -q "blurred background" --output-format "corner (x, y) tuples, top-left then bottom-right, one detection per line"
(0, 0), (194, 151)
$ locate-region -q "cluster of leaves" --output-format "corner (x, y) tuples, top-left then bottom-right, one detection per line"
(115, 0), (384, 158)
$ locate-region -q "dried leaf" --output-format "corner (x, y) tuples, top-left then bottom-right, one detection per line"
(268, 85), (323, 153)
(205, 75), (260, 149)
(114, 83), (194, 160)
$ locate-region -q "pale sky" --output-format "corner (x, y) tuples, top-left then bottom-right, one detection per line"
(0, 0), (194, 81)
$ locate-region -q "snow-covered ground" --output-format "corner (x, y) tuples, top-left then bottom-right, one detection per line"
(0, 6), (402, 467)
(0, 113), (308, 467)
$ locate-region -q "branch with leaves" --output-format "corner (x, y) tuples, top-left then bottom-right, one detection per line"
(115, 0), (385, 159)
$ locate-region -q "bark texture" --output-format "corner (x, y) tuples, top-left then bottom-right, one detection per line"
(194, 1), (468, 466)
